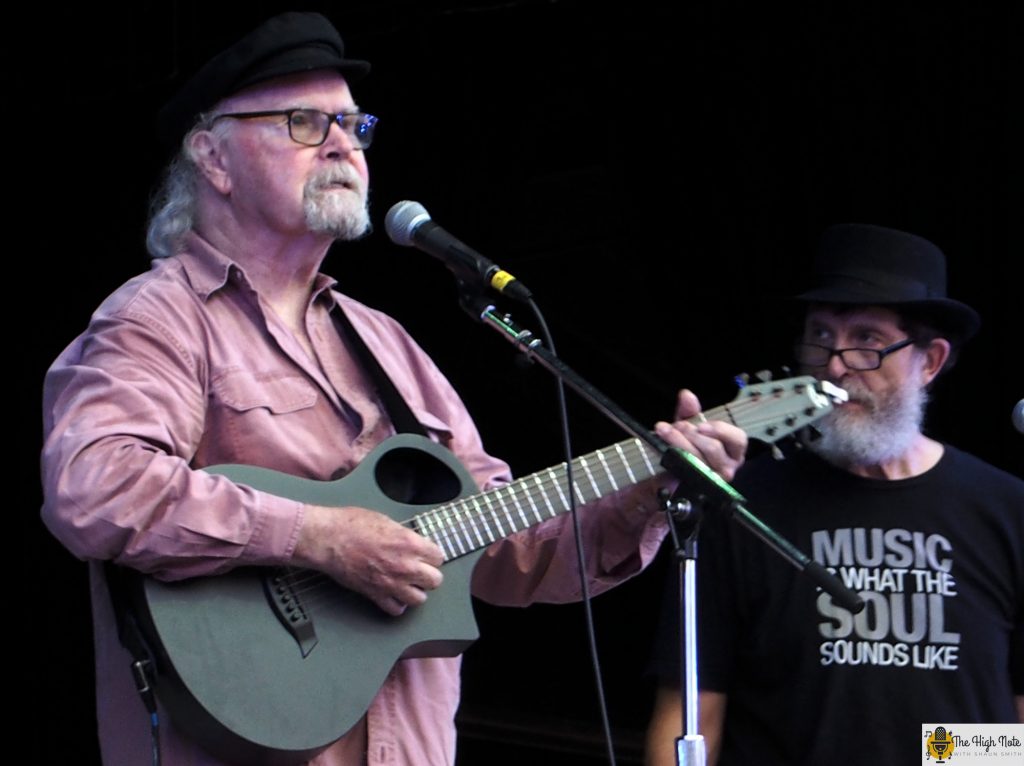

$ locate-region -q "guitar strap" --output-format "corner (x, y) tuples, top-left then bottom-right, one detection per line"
(103, 563), (160, 715)
(332, 302), (428, 438)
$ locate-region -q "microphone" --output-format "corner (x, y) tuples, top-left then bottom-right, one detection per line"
(1013, 399), (1024, 434)
(385, 200), (532, 302)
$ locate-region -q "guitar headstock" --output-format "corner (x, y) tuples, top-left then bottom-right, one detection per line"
(717, 374), (848, 447)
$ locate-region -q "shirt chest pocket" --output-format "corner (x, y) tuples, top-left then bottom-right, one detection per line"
(204, 369), (332, 467)
(213, 370), (319, 414)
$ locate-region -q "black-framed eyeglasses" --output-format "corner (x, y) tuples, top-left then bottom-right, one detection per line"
(794, 338), (917, 371)
(211, 109), (378, 149)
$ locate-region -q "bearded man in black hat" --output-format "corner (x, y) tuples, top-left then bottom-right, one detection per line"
(645, 224), (1023, 766)
(38, 11), (747, 766)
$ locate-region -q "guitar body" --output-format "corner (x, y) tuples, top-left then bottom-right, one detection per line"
(132, 434), (483, 765)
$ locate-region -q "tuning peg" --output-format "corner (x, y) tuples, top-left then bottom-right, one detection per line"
(754, 370), (773, 382)
(734, 372), (751, 388)
(771, 445), (785, 460)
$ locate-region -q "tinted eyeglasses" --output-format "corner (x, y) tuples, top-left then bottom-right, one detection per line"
(211, 108), (378, 149)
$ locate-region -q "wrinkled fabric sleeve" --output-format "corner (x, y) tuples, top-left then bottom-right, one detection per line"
(41, 296), (304, 581)
(469, 480), (670, 606)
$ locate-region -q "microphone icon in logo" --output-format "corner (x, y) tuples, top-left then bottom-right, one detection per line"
(926, 726), (954, 762)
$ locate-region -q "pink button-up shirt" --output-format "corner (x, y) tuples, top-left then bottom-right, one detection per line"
(41, 232), (668, 765)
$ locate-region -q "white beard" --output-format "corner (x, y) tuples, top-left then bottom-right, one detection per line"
(303, 165), (371, 240)
(807, 376), (928, 468)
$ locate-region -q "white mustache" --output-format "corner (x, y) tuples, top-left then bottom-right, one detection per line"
(307, 166), (365, 196)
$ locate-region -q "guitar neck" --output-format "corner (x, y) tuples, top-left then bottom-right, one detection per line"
(413, 435), (663, 562)
(411, 376), (842, 562)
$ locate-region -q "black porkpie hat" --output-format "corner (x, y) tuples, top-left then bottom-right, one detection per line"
(794, 223), (981, 344)
(157, 11), (370, 151)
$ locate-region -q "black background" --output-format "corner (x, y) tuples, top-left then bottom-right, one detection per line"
(21, 2), (1020, 764)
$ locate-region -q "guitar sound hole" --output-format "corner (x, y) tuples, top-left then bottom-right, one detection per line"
(374, 446), (464, 505)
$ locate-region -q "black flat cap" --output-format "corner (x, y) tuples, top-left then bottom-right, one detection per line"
(158, 12), (370, 150)
(794, 223), (980, 343)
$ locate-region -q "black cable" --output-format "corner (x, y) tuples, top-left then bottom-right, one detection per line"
(526, 297), (618, 766)
(149, 711), (161, 766)
(130, 656), (161, 766)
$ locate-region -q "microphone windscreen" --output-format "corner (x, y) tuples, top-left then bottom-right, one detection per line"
(385, 200), (430, 246)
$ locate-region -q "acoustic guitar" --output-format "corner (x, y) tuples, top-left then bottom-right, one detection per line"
(126, 375), (845, 764)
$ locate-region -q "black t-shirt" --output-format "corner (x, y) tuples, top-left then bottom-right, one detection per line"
(649, 446), (1024, 766)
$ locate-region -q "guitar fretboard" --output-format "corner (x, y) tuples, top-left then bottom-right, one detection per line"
(413, 436), (662, 561)
(409, 376), (840, 561)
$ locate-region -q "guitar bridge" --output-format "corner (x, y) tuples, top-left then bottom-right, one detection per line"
(262, 568), (319, 657)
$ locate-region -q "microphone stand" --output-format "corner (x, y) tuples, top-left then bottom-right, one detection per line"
(457, 291), (865, 765)
(459, 292), (864, 611)
(662, 489), (706, 766)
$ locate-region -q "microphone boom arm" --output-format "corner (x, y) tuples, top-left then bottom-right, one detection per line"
(462, 292), (865, 615)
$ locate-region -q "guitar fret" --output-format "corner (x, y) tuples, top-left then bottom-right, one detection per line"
(614, 440), (638, 481)
(485, 492), (510, 539)
(453, 501), (479, 552)
(596, 449), (619, 492)
(424, 508), (458, 559)
(532, 474), (558, 519)
(439, 507), (464, 559)
(440, 505), (469, 556)
(434, 506), (456, 556)
(473, 491), (505, 536)
(463, 497), (488, 549)
(413, 510), (437, 547)
(417, 510), (438, 551)
(521, 482), (544, 524)
(481, 490), (512, 540)
(517, 480), (545, 524)
(499, 484), (528, 529)
(411, 510), (430, 537)
(576, 457), (603, 502)
(495, 484), (529, 532)
(569, 484), (586, 505)
(596, 452), (622, 494)
(506, 491), (527, 531)
(506, 490), (525, 534)
(638, 440), (658, 476)
(571, 474), (588, 506)
(473, 493), (499, 544)
(547, 467), (573, 511)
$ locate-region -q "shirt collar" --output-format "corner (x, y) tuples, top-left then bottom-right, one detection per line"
(174, 230), (340, 304)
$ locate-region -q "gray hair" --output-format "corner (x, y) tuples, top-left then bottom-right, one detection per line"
(145, 115), (226, 258)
